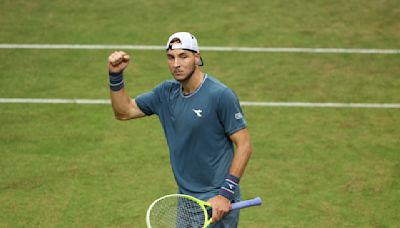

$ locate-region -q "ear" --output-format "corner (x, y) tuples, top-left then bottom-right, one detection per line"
(194, 53), (201, 66)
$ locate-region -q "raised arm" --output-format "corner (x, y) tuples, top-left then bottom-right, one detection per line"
(108, 51), (145, 120)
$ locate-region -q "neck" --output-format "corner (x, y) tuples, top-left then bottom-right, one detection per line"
(181, 68), (204, 95)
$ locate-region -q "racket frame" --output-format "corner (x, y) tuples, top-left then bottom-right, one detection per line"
(146, 194), (212, 228)
(146, 194), (262, 228)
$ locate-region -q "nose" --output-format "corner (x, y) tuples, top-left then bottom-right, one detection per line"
(173, 58), (180, 68)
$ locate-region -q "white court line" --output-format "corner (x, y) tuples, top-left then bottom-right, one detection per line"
(0, 98), (111, 104)
(0, 44), (399, 54)
(240, 101), (400, 109)
(1, 98), (399, 109)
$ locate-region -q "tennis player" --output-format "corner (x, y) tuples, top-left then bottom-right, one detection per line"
(107, 32), (252, 227)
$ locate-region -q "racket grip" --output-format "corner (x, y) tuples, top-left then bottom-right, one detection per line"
(231, 197), (262, 210)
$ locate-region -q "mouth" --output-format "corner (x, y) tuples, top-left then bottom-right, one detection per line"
(174, 71), (184, 76)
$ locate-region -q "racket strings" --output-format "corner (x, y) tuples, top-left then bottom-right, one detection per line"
(148, 196), (206, 227)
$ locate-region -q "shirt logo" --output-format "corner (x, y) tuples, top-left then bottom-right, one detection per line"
(192, 109), (202, 117)
(235, 112), (243, 120)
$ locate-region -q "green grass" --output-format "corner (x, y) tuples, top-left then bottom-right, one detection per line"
(1, 0), (399, 48)
(244, 108), (399, 227)
(0, 49), (399, 103)
(0, 0), (399, 227)
(1, 105), (399, 227)
(0, 104), (173, 227)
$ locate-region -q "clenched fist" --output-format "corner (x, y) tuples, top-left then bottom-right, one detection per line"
(108, 51), (130, 73)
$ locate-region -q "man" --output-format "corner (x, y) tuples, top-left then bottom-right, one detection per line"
(107, 32), (252, 227)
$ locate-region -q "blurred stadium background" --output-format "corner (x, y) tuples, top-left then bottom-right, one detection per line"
(1, 1), (399, 227)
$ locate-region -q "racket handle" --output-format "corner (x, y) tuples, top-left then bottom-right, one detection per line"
(231, 197), (262, 210)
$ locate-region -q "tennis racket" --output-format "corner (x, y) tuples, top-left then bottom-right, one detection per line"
(146, 194), (262, 228)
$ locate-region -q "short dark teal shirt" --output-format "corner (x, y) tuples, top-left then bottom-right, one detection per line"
(136, 75), (247, 200)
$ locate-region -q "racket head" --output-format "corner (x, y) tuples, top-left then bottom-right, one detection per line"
(146, 194), (212, 228)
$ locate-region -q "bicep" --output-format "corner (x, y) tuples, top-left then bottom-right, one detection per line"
(113, 98), (146, 120)
(134, 84), (164, 116)
(129, 98), (146, 119)
(228, 128), (252, 177)
(229, 128), (251, 148)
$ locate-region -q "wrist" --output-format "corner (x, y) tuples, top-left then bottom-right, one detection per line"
(218, 174), (240, 201)
(109, 71), (124, 91)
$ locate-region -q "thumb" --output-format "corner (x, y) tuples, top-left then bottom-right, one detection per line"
(122, 54), (130, 62)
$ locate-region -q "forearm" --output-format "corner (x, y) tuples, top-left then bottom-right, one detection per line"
(218, 128), (252, 201)
(229, 139), (252, 178)
(209, 143), (252, 223)
(110, 89), (139, 120)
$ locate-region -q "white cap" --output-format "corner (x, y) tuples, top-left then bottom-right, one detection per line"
(166, 32), (200, 53)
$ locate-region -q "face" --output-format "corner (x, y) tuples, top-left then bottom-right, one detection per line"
(166, 49), (199, 82)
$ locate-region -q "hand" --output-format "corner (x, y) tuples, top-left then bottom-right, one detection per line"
(108, 51), (130, 73)
(207, 195), (231, 223)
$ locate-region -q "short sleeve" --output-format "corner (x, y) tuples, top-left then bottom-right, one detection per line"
(135, 83), (164, 116)
(217, 88), (247, 136)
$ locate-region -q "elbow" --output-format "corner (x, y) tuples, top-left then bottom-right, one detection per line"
(114, 112), (132, 121)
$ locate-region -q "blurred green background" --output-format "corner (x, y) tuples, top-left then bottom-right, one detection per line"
(1, 0), (399, 227)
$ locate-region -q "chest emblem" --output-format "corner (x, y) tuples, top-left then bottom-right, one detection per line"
(192, 109), (203, 117)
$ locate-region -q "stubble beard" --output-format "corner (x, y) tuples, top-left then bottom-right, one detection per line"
(173, 64), (196, 83)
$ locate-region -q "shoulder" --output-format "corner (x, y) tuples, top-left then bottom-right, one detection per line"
(154, 79), (180, 93)
(205, 75), (236, 99)
(204, 75), (229, 95)
(158, 79), (180, 88)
